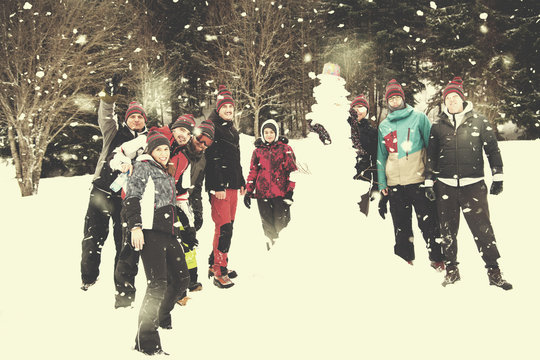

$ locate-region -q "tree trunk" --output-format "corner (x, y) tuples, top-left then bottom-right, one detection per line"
(8, 126), (46, 197)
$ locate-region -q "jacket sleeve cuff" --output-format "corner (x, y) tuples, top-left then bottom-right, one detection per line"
(493, 173), (504, 182)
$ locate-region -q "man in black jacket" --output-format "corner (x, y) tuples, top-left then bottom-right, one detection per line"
(205, 85), (246, 289)
(80, 77), (148, 291)
(424, 76), (512, 290)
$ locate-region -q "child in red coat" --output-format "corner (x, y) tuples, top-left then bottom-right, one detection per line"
(244, 120), (298, 250)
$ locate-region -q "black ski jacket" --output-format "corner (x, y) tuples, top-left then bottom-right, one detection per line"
(204, 110), (245, 192)
(426, 102), (503, 182)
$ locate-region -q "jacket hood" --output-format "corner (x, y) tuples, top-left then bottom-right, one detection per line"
(260, 119), (280, 139)
(386, 104), (414, 122)
(442, 101), (474, 119)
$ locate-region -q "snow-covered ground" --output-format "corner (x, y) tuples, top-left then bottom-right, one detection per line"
(0, 136), (538, 360)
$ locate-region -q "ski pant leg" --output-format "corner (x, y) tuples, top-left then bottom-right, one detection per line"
(459, 181), (501, 268)
(111, 195), (124, 272)
(435, 182), (461, 267)
(210, 189), (237, 276)
(135, 230), (167, 354)
(114, 236), (140, 307)
(158, 235), (190, 328)
(272, 197), (291, 236)
(409, 183), (444, 262)
(81, 186), (113, 284)
(257, 198), (279, 240)
(388, 185), (415, 262)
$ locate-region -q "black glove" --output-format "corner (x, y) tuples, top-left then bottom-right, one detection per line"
(244, 193), (252, 209)
(378, 192), (389, 219)
(180, 227), (198, 250)
(194, 212), (203, 231)
(349, 107), (357, 120)
(101, 74), (122, 104)
(284, 190), (294, 205)
(490, 181), (503, 195)
(425, 187), (436, 202)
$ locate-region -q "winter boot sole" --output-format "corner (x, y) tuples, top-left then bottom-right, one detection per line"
(208, 269), (238, 279)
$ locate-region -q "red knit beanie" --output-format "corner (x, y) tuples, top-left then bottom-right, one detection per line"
(216, 85), (234, 112)
(170, 114), (195, 133)
(385, 79), (405, 102)
(350, 94), (369, 111)
(146, 130), (170, 155)
(442, 76), (465, 101)
(197, 119), (215, 141)
(124, 101), (147, 123)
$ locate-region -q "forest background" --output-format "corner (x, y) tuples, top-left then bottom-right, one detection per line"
(0, 0), (538, 197)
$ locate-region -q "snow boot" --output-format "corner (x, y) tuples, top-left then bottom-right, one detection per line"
(80, 281), (95, 291)
(213, 274), (235, 289)
(266, 238), (276, 251)
(177, 296), (191, 306)
(430, 261), (445, 272)
(188, 282), (203, 292)
(442, 265), (460, 287)
(487, 268), (513, 290)
(208, 267), (237, 279)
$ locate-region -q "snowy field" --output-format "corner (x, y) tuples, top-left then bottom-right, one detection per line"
(0, 135), (538, 360)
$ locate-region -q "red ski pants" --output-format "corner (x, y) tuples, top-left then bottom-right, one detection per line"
(210, 189), (238, 276)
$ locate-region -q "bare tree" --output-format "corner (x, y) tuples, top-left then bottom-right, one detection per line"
(0, 0), (152, 196)
(199, 0), (293, 134)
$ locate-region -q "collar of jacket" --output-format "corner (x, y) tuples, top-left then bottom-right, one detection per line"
(209, 110), (233, 128)
(386, 104), (414, 121)
(123, 125), (148, 137)
(442, 101), (474, 127)
(137, 153), (168, 171)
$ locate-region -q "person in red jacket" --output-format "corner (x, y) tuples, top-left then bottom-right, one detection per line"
(244, 120), (297, 250)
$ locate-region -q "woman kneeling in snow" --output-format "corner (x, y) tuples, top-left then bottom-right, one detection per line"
(122, 130), (190, 355)
(243, 120), (298, 250)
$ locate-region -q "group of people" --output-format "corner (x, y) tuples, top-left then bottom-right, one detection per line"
(79, 78), (297, 355)
(78, 74), (512, 355)
(348, 77), (512, 291)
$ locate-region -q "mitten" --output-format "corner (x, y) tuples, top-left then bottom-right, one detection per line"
(378, 193), (389, 219)
(244, 193), (252, 209)
(284, 190), (294, 205)
(181, 227), (198, 250)
(490, 181), (503, 195)
(425, 187), (436, 202)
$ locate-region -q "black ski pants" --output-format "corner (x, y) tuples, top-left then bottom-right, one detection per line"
(435, 181), (500, 268)
(80, 185), (123, 284)
(388, 183), (444, 262)
(114, 234), (140, 307)
(256, 197), (291, 240)
(135, 230), (189, 354)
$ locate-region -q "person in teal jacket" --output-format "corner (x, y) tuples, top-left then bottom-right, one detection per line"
(377, 79), (444, 270)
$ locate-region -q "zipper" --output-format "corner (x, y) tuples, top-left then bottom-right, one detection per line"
(406, 128), (410, 159)
(453, 114), (460, 187)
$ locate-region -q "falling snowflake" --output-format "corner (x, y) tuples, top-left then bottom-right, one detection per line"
(417, 10), (424, 16)
(403, 26), (410, 33)
(469, 58), (477, 65)
(23, 2), (32, 10)
(75, 35), (87, 45)
(479, 13), (488, 20)
(36, 71), (45, 78)
(430, 1), (437, 9)
(241, 12), (247, 17)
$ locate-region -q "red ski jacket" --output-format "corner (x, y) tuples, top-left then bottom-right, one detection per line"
(246, 137), (297, 199)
